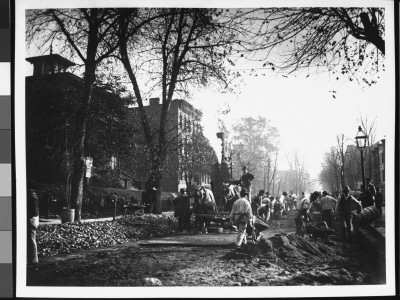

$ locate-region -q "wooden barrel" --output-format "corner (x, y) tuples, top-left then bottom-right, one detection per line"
(357, 205), (379, 227)
(61, 207), (75, 223)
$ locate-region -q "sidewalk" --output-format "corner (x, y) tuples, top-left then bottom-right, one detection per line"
(39, 216), (121, 225)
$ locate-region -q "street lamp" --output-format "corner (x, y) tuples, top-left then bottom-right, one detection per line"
(355, 126), (368, 190)
(216, 132), (225, 162)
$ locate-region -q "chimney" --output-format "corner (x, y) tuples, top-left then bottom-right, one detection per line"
(149, 97), (160, 106)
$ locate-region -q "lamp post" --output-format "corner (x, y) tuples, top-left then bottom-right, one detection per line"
(224, 154), (233, 180)
(355, 126), (368, 190)
(216, 132), (225, 162)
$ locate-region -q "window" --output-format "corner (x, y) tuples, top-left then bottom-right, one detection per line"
(179, 114), (182, 129)
(188, 118), (191, 133)
(184, 116), (187, 131)
(110, 156), (117, 170)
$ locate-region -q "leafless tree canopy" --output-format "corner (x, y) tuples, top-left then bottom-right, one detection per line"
(235, 8), (384, 86)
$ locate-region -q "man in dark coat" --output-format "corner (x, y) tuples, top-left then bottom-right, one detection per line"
(251, 190), (264, 216)
(232, 166), (254, 200)
(144, 176), (157, 213)
(173, 188), (195, 233)
(375, 188), (384, 216)
(335, 186), (362, 242)
(27, 187), (39, 268)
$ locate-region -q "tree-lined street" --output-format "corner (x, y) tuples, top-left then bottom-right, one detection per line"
(21, 3), (392, 296)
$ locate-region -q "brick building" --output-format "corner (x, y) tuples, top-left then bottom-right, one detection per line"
(128, 97), (217, 192)
(344, 140), (385, 194)
(25, 53), (134, 189)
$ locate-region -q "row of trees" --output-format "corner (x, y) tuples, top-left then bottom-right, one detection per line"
(26, 7), (385, 221)
(229, 116), (279, 193)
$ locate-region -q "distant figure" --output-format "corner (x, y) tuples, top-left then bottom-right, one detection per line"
(295, 194), (311, 237)
(320, 191), (337, 229)
(335, 186), (362, 242)
(282, 191), (291, 214)
(251, 190), (264, 216)
(375, 188), (384, 216)
(309, 191), (321, 213)
(258, 191), (271, 222)
(273, 197), (284, 220)
(230, 188), (253, 248)
(359, 184), (374, 209)
(144, 176), (157, 213)
(366, 178), (377, 197)
(231, 166), (254, 200)
(173, 188), (195, 233)
(27, 186), (39, 269)
(99, 192), (105, 209)
(289, 191), (297, 211)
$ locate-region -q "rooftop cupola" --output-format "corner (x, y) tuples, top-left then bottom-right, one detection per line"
(26, 49), (75, 76)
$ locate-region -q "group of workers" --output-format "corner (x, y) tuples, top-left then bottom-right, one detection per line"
(292, 177), (384, 242)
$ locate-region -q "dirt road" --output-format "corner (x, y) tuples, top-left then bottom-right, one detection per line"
(27, 225), (385, 287)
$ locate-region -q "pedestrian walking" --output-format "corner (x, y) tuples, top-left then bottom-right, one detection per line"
(230, 188), (253, 248)
(173, 188), (195, 233)
(320, 191), (337, 229)
(27, 186), (39, 269)
(375, 188), (384, 216)
(335, 186), (362, 242)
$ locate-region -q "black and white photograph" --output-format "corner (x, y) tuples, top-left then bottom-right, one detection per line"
(15, 0), (396, 298)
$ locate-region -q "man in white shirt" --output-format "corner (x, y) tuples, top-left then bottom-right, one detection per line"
(230, 188), (253, 248)
(320, 191), (337, 229)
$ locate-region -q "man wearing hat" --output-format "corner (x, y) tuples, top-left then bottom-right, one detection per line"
(173, 188), (195, 233)
(230, 188), (253, 248)
(232, 166), (254, 201)
(335, 186), (361, 242)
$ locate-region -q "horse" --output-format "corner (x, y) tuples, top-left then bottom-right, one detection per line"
(191, 185), (218, 232)
(222, 183), (241, 213)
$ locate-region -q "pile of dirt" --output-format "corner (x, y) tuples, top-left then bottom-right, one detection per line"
(225, 233), (337, 262)
(37, 214), (178, 257)
(223, 232), (384, 285)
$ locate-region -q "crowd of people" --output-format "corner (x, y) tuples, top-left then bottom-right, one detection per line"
(231, 175), (384, 246)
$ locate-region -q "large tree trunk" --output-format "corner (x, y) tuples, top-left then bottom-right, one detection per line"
(69, 76), (94, 222)
(69, 16), (98, 222)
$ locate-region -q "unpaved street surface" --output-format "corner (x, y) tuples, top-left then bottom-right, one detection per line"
(27, 227), (385, 287)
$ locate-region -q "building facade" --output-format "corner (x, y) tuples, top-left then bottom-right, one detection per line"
(129, 98), (217, 192)
(344, 140), (385, 194)
(25, 53), (134, 189)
